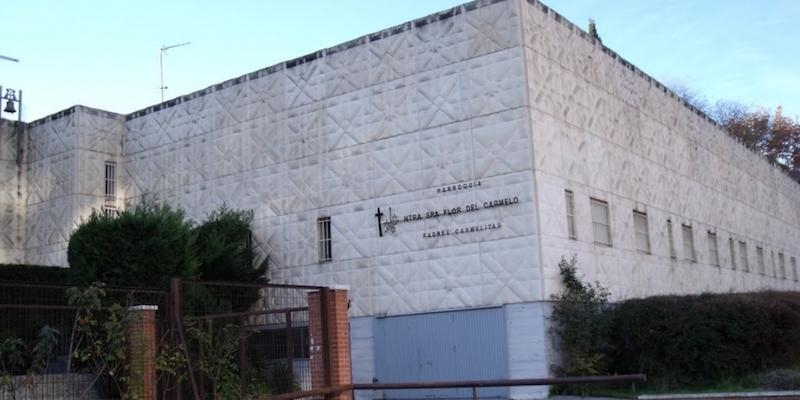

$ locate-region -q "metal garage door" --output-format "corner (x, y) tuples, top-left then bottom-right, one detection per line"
(374, 307), (509, 399)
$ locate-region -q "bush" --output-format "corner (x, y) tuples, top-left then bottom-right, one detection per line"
(607, 292), (800, 389)
(753, 369), (800, 390)
(0, 264), (72, 284)
(194, 206), (267, 283)
(550, 256), (610, 378)
(68, 195), (198, 288)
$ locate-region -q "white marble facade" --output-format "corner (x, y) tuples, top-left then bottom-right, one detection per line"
(3, 0), (800, 394)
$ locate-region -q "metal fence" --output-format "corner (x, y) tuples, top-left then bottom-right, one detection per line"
(175, 279), (328, 400)
(0, 281), (167, 400)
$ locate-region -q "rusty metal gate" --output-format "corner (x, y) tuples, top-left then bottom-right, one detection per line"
(170, 279), (332, 400)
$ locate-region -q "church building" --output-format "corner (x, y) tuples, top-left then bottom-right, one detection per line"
(2, 0), (799, 398)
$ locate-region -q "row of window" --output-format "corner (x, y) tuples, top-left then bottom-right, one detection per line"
(565, 190), (798, 281)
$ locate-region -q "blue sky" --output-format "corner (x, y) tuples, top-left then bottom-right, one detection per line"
(2, 0), (798, 122)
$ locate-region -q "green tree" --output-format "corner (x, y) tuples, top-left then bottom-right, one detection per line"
(68, 195), (199, 288)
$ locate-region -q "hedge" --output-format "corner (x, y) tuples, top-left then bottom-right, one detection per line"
(606, 291), (800, 389)
(0, 264), (73, 284)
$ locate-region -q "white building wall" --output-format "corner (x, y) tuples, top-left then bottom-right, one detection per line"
(520, 0), (800, 300)
(0, 120), (25, 264)
(123, 0), (543, 317)
(22, 106), (124, 266)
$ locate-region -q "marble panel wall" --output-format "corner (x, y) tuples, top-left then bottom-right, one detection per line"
(123, 0), (540, 317)
(521, 0), (800, 299)
(0, 120), (24, 263)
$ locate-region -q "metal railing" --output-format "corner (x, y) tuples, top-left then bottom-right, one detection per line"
(262, 374), (648, 400)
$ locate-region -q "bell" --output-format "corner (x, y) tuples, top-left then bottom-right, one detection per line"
(3, 100), (15, 114)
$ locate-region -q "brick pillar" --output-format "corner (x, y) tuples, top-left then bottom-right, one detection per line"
(128, 305), (158, 400)
(308, 289), (351, 400)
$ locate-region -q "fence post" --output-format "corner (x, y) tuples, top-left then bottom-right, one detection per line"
(308, 288), (351, 400)
(128, 305), (158, 400)
(169, 277), (183, 400)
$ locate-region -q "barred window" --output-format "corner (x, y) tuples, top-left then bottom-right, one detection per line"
(590, 198), (611, 247)
(565, 190), (576, 240)
(792, 257), (798, 282)
(756, 246), (765, 275)
(633, 211), (650, 254)
(682, 224), (695, 262)
(104, 161), (116, 198)
(667, 219), (676, 260)
(729, 238), (737, 270)
(739, 241), (748, 272)
(317, 217), (332, 262)
(707, 232), (719, 266)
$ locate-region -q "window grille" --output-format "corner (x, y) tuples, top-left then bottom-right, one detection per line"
(105, 161), (116, 198)
(317, 217), (332, 262)
(729, 238), (737, 270)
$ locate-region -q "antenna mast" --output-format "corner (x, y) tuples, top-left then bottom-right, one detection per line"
(160, 42), (191, 102)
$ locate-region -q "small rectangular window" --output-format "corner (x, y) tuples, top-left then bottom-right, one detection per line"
(729, 238), (737, 270)
(590, 198), (611, 247)
(771, 251), (777, 277)
(667, 219), (676, 260)
(102, 205), (118, 217)
(104, 161), (116, 198)
(317, 217), (332, 262)
(792, 257), (798, 282)
(633, 211), (650, 254)
(682, 224), (695, 262)
(779, 252), (786, 279)
(738, 241), (748, 272)
(756, 247), (765, 275)
(565, 190), (577, 240)
(707, 232), (719, 266)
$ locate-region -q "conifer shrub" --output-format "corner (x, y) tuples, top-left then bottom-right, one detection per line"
(68, 195), (198, 288)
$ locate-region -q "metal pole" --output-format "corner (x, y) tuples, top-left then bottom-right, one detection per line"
(160, 50), (165, 102)
(16, 90), (22, 166)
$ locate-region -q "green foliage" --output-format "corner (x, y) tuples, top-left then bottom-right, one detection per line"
(67, 283), (137, 399)
(0, 264), (72, 284)
(270, 364), (299, 394)
(550, 255), (610, 378)
(29, 326), (60, 374)
(185, 321), (242, 400)
(194, 206), (267, 283)
(69, 195), (199, 288)
(607, 292), (800, 389)
(68, 197), (268, 290)
(0, 326), (60, 398)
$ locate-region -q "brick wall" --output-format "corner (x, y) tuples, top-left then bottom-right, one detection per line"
(128, 305), (158, 400)
(309, 289), (351, 400)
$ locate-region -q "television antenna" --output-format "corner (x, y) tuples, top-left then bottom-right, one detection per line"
(160, 42), (190, 102)
(0, 55), (20, 63)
